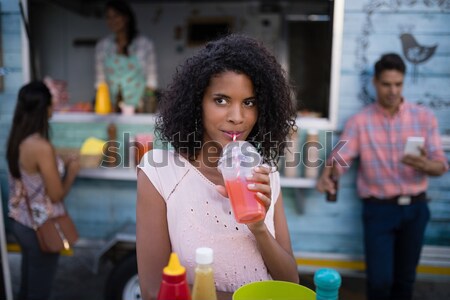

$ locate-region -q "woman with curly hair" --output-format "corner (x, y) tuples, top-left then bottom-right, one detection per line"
(136, 34), (298, 300)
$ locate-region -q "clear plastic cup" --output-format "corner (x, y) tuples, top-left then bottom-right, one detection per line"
(218, 141), (265, 224)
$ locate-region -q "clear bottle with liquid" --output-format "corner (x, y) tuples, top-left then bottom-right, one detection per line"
(192, 247), (217, 300)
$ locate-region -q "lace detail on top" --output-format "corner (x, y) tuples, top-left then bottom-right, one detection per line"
(138, 149), (281, 292)
(8, 156), (66, 228)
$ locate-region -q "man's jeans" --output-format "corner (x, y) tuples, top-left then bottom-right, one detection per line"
(362, 201), (430, 300)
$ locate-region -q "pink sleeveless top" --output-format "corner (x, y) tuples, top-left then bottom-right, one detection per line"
(138, 149), (280, 292)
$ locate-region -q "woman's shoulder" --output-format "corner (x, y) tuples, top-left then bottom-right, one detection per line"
(139, 149), (184, 172)
(95, 35), (114, 50)
(133, 35), (154, 47)
(22, 134), (53, 154)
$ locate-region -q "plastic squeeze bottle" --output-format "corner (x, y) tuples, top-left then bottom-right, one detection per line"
(95, 82), (112, 114)
(157, 253), (191, 300)
(314, 268), (342, 300)
(192, 247), (217, 300)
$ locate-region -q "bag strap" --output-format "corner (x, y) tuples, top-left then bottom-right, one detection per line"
(20, 180), (39, 231)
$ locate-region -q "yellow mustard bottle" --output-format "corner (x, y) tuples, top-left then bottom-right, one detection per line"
(192, 247), (217, 300)
(95, 82), (112, 114)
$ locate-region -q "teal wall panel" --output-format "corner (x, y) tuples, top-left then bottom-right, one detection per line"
(0, 0), (23, 233)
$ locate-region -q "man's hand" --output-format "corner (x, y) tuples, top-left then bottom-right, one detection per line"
(316, 166), (337, 195)
(401, 149), (428, 173)
(401, 147), (447, 176)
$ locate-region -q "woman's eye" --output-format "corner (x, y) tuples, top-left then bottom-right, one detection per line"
(215, 97), (227, 105)
(243, 99), (256, 107)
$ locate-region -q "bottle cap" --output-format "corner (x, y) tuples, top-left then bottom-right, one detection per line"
(314, 268), (341, 289)
(163, 252), (185, 276)
(195, 247), (213, 265)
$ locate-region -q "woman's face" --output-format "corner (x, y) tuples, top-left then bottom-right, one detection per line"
(105, 7), (128, 34)
(201, 71), (258, 148)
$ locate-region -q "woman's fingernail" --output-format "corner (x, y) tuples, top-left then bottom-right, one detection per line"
(246, 175), (253, 180)
(247, 183), (256, 189)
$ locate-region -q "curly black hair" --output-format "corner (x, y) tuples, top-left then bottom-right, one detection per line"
(156, 34), (297, 165)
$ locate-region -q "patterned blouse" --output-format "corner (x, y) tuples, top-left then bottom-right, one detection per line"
(95, 34), (158, 89)
(8, 157), (66, 228)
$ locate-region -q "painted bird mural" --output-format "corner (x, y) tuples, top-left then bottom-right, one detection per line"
(400, 33), (437, 82)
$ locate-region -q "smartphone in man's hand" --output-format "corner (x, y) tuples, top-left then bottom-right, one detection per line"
(404, 137), (425, 156)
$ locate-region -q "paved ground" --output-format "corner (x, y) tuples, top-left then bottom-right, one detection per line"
(7, 246), (450, 300)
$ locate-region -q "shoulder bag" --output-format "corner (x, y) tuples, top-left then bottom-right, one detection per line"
(23, 185), (78, 253)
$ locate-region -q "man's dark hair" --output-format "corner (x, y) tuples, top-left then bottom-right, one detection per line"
(374, 53), (406, 78)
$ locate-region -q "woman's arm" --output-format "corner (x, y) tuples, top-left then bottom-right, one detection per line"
(249, 194), (299, 283)
(36, 140), (79, 203)
(136, 169), (171, 300)
(246, 167), (299, 283)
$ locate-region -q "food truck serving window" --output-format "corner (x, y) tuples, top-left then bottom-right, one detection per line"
(284, 0), (344, 130)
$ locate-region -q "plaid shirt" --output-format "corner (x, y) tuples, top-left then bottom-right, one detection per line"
(331, 101), (448, 199)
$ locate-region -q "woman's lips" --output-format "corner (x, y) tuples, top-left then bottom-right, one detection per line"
(223, 131), (243, 140)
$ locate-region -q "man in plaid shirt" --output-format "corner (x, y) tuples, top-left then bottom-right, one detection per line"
(317, 53), (448, 300)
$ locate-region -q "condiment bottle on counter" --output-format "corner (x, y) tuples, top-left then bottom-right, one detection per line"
(157, 252), (191, 300)
(95, 82), (112, 114)
(192, 247), (217, 300)
(314, 268), (342, 300)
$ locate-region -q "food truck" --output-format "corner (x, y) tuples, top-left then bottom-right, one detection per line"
(1, 0), (449, 299)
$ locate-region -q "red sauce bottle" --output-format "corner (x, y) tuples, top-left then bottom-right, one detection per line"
(157, 253), (191, 300)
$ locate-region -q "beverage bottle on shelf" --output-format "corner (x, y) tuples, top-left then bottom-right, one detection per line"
(304, 128), (320, 179)
(157, 252), (191, 300)
(95, 82), (112, 114)
(284, 128), (299, 177)
(104, 123), (118, 167)
(192, 247), (217, 300)
(314, 268), (342, 300)
(115, 85), (123, 113)
(326, 167), (339, 202)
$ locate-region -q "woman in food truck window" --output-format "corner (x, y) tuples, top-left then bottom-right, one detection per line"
(136, 34), (299, 300)
(95, 0), (158, 113)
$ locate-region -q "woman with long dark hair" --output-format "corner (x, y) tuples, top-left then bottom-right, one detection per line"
(95, 0), (158, 112)
(6, 81), (80, 300)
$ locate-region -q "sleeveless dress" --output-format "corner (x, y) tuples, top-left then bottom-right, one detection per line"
(8, 157), (66, 228)
(138, 149), (281, 292)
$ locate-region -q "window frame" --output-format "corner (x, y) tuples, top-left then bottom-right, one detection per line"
(281, 0), (345, 130)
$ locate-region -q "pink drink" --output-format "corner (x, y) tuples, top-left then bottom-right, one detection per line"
(225, 178), (265, 223)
